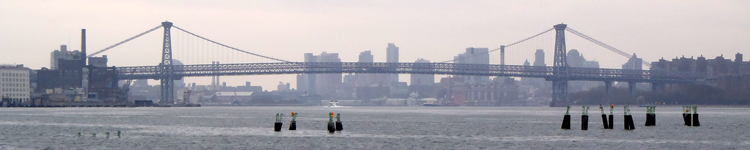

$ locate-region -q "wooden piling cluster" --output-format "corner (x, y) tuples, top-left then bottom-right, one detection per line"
(273, 112), (343, 133)
(644, 106), (656, 126)
(623, 106), (635, 130)
(683, 106), (700, 127)
(561, 106), (571, 130)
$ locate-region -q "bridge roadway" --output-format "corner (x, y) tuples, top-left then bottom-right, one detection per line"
(116, 62), (704, 83)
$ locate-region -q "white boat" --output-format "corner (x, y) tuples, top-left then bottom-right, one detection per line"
(327, 101), (342, 107)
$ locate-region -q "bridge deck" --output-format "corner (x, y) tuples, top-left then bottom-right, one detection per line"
(116, 62), (705, 83)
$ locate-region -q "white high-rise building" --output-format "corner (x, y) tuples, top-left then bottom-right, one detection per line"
(0, 65), (31, 104)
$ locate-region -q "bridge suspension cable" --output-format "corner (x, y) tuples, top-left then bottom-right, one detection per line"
(564, 27), (652, 67)
(172, 26), (292, 63)
(439, 28), (554, 63)
(87, 25), (163, 57)
(565, 27), (703, 83)
(505, 28), (554, 47)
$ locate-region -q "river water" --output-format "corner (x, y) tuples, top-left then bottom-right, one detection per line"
(0, 106), (747, 149)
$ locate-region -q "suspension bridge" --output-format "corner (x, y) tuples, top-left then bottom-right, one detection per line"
(87, 22), (707, 107)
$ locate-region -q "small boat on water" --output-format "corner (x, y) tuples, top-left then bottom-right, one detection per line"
(328, 101), (342, 107)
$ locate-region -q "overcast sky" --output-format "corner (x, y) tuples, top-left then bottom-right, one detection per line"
(2, 0), (749, 90)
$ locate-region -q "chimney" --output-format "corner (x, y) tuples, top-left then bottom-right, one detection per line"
(81, 29), (87, 66)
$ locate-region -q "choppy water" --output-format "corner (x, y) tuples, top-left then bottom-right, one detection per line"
(0, 106), (748, 149)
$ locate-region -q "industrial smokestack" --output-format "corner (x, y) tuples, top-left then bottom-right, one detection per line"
(81, 29), (87, 66)
(81, 29), (89, 101)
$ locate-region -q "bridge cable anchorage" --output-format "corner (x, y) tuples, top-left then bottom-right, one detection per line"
(564, 27), (699, 83)
(439, 28), (554, 63)
(172, 26), (293, 63)
(87, 25), (164, 57)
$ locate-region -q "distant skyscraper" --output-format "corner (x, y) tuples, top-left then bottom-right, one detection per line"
(357, 50), (378, 86)
(566, 49), (602, 92)
(410, 59), (434, 86)
(297, 52), (342, 96)
(534, 49), (546, 67)
(317, 52), (342, 96)
(622, 53), (643, 70)
(386, 43), (399, 84)
(567, 49), (585, 67)
(297, 53), (318, 94)
(359, 50), (374, 63)
(454, 47), (490, 84)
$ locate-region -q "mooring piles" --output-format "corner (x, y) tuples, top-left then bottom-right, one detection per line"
(623, 105), (635, 130)
(683, 106), (700, 126)
(644, 106), (656, 126)
(289, 112), (297, 130)
(600, 105), (609, 129)
(335, 113), (343, 131)
(683, 106), (691, 126)
(274, 113), (284, 132)
(608, 104), (614, 129)
(581, 106), (589, 130)
(561, 106), (571, 130)
(327, 112), (336, 133)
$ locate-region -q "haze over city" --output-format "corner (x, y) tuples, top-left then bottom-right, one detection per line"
(4, 1), (750, 149)
(2, 0), (749, 90)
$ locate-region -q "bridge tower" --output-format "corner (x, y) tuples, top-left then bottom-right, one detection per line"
(550, 24), (569, 107)
(160, 21), (175, 104)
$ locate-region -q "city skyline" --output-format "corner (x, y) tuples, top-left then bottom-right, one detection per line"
(2, 1), (749, 89)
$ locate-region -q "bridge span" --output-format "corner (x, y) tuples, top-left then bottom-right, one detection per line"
(116, 62), (703, 83)
(88, 21), (710, 106)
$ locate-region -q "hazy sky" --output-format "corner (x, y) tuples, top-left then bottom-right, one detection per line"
(2, 0), (749, 90)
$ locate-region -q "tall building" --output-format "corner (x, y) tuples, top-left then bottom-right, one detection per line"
(410, 59), (434, 86)
(356, 50), (376, 86)
(386, 43), (399, 84)
(317, 52), (342, 96)
(454, 47), (490, 84)
(566, 49), (602, 92)
(534, 49), (546, 67)
(359, 50), (374, 63)
(297, 53), (318, 95)
(297, 52), (342, 96)
(521, 49), (551, 91)
(622, 53), (643, 70)
(0, 65), (31, 104)
(567, 49), (585, 68)
(50, 45), (81, 70)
